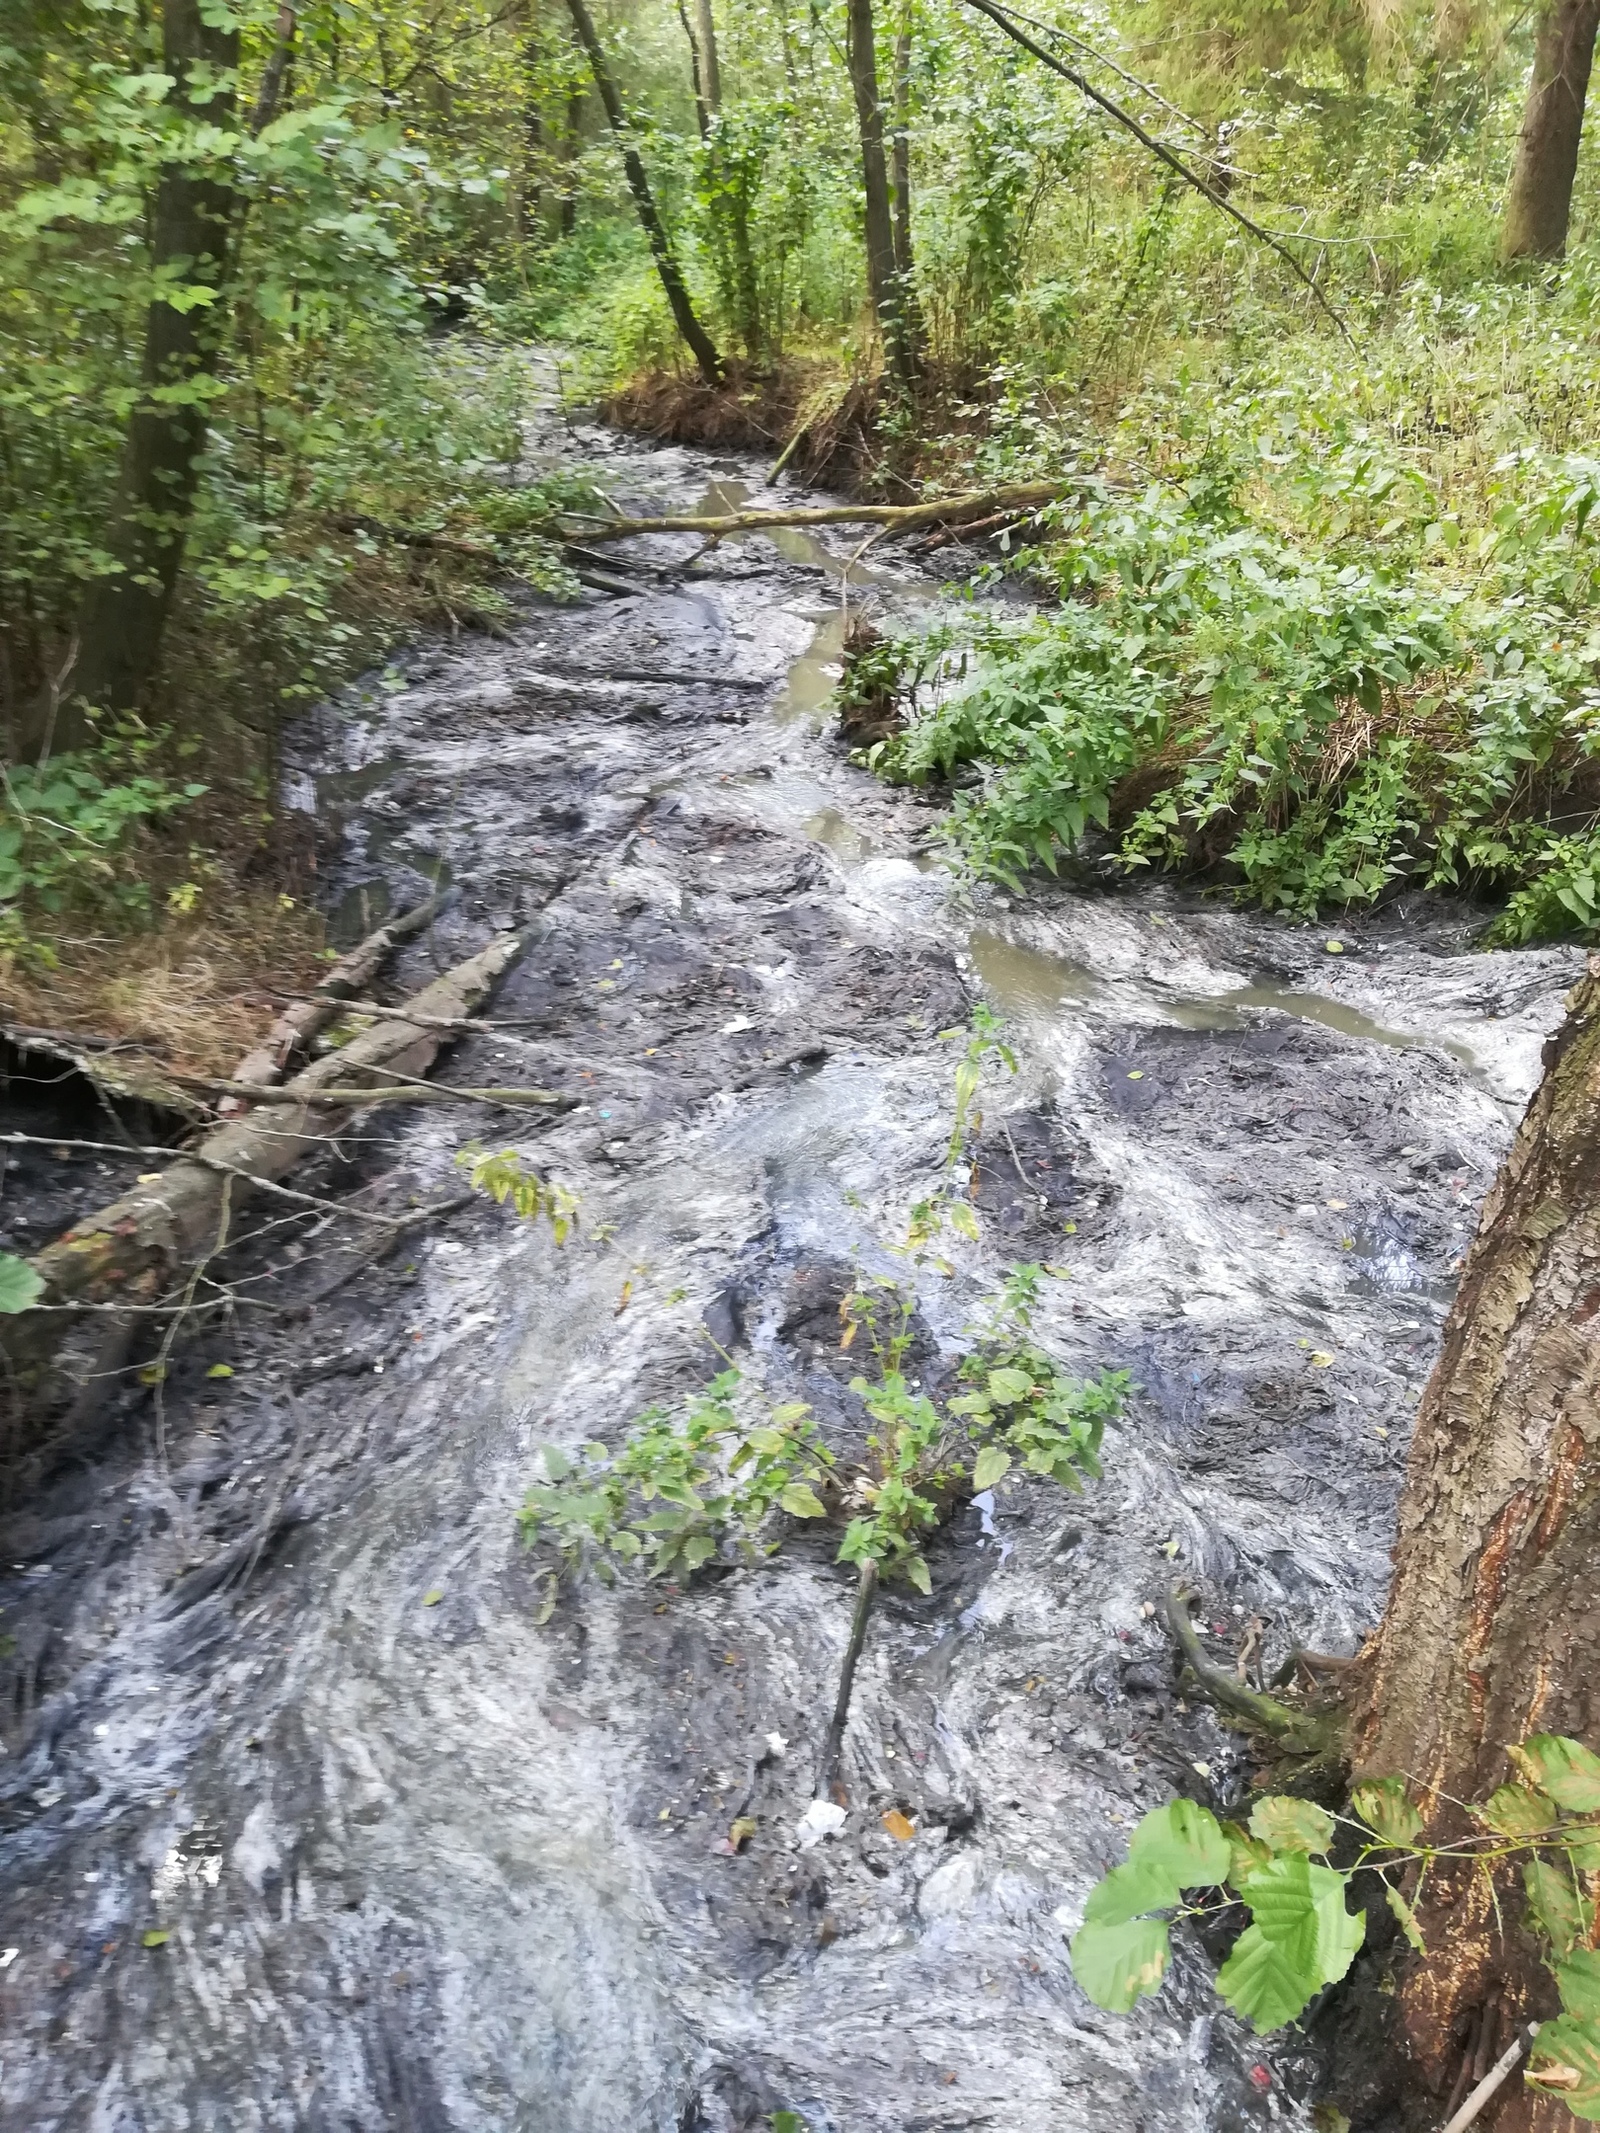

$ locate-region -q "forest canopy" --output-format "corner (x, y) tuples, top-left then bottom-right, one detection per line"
(7, 0), (1600, 1042)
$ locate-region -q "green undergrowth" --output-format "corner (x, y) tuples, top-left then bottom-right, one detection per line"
(864, 411), (1600, 940)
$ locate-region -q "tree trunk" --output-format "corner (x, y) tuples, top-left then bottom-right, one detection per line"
(846, 0), (917, 386)
(693, 0), (723, 111)
(891, 23), (914, 282)
(677, 0), (712, 139)
(1353, 955), (1600, 2124)
(561, 0), (724, 385)
(1500, 0), (1600, 261)
(35, 0), (241, 760)
(561, 84), (583, 234)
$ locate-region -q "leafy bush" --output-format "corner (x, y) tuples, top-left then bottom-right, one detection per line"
(867, 460), (1600, 934)
(519, 1268), (1125, 1598)
(0, 745), (206, 965)
(1072, 1736), (1600, 2120)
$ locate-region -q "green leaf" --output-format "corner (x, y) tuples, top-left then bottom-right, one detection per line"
(971, 1444), (1011, 1490)
(1249, 1796), (1336, 1855)
(1222, 1819), (1274, 1890)
(679, 1534), (717, 1571)
(540, 1444), (573, 1482)
(903, 1554), (932, 1595)
(1083, 1856), (1185, 1928)
(770, 2114), (805, 2133)
(1351, 1777), (1422, 1849)
(986, 1366), (1034, 1405)
(947, 1199), (980, 1242)
(205, 1362), (234, 1379)
(745, 1429), (788, 1456)
(1511, 1736), (1600, 1814)
(1526, 2015), (1600, 2118)
(141, 1929), (172, 1949)
(1216, 1920), (1322, 2033)
(422, 1588), (444, 1606)
(1478, 1781), (1559, 1837)
(1558, 1949), (1600, 2022)
(1385, 1883), (1426, 1954)
(779, 1482), (827, 1519)
(0, 1253), (44, 1315)
(1525, 1858), (1585, 1957)
(1068, 1915), (1171, 2013)
(1218, 1856), (1364, 2033)
(1129, 1797), (1232, 1888)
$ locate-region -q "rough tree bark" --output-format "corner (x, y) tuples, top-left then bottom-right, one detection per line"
(846, 0), (918, 386)
(1501, 0), (1600, 261)
(34, 0), (242, 759)
(562, 0), (724, 385)
(1352, 955), (1600, 2125)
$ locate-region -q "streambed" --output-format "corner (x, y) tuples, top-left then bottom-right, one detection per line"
(0, 409), (1584, 2133)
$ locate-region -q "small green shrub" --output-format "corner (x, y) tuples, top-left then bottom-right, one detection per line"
(0, 744), (207, 965)
(1072, 1737), (1600, 2122)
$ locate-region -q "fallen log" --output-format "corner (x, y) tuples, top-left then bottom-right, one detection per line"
(3, 929), (524, 1415)
(221, 888), (450, 1107)
(558, 481), (1066, 544)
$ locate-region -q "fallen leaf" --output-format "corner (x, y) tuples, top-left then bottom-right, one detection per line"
(137, 1172), (163, 1184)
(206, 1363), (233, 1379)
(615, 1280), (632, 1316)
(1324, 939), (1345, 954)
(1126, 1070), (1144, 1080)
(1325, 1199), (1348, 1210)
(422, 1588), (445, 1606)
(1309, 1351), (1335, 1367)
(882, 1809), (916, 1841)
(728, 1816), (758, 1849)
(141, 1929), (171, 1949)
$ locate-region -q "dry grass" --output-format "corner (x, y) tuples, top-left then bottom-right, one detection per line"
(602, 354), (889, 494)
(0, 891), (328, 1081)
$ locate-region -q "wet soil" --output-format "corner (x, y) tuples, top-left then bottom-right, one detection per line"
(0, 410), (1584, 2133)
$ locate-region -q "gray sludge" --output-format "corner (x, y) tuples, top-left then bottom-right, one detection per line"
(0, 415), (1581, 2133)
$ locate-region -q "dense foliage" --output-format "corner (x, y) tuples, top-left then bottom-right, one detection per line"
(9, 0), (1600, 978)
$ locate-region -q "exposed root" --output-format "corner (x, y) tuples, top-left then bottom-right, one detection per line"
(1163, 1584), (1343, 1757)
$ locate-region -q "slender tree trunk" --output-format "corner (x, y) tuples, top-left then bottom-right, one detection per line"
(693, 0), (723, 110)
(891, 23), (914, 282)
(32, 0), (240, 759)
(561, 83), (583, 234)
(846, 0), (916, 386)
(676, 0), (712, 139)
(561, 0), (724, 384)
(1501, 0), (1600, 261)
(1353, 956), (1600, 2124)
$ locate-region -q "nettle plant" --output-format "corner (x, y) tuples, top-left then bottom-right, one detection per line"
(1070, 1736), (1600, 2118)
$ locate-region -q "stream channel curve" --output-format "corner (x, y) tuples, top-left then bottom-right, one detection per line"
(0, 405), (1585, 2132)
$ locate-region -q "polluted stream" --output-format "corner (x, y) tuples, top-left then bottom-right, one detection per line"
(0, 413), (1587, 2132)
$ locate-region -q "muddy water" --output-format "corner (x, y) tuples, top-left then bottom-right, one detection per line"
(0, 415), (1585, 2133)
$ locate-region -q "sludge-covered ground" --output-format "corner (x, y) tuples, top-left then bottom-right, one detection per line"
(0, 411), (1582, 2132)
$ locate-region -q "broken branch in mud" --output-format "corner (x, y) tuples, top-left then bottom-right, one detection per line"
(1162, 1584), (1338, 1754)
(4, 929), (526, 1412)
(819, 1558), (880, 1797)
(559, 481), (1067, 545)
(161, 1070), (572, 1113)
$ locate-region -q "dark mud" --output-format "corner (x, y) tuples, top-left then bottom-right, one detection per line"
(0, 409), (1584, 2133)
